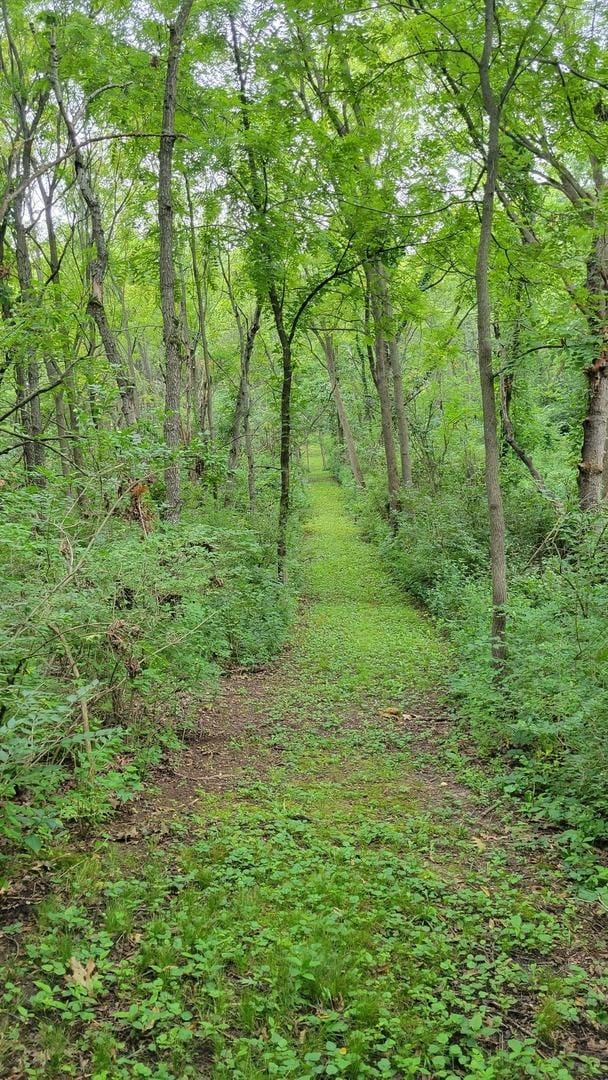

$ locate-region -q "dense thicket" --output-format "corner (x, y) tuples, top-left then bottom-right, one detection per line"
(1, 0), (607, 860)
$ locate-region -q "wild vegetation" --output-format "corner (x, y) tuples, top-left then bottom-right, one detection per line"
(1, 0), (608, 1075)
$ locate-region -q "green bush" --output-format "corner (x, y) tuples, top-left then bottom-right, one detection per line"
(356, 479), (608, 846)
(0, 488), (293, 859)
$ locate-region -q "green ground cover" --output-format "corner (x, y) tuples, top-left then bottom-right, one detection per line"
(1, 465), (605, 1079)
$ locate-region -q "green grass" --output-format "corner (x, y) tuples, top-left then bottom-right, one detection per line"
(293, 467), (444, 707)
(1, 463), (605, 1078)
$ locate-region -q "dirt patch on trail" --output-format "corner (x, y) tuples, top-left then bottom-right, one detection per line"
(104, 664), (290, 842)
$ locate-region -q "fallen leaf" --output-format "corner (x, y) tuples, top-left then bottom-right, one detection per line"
(67, 956), (96, 992)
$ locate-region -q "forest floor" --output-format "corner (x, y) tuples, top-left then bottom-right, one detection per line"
(2, 466), (608, 1079)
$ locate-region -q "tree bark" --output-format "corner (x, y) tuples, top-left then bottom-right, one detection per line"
(320, 333), (365, 487)
(229, 16), (292, 573)
(49, 35), (137, 429)
(243, 375), (256, 511)
(365, 263), (401, 512)
(269, 287), (292, 582)
(38, 176), (85, 486)
(387, 334), (413, 488)
(157, 0), (193, 522)
(2, 33), (47, 479)
(579, 233), (608, 509)
(184, 173), (213, 438)
(178, 271), (196, 444)
(476, 0), (508, 666)
(371, 263), (412, 488)
(12, 195), (44, 479)
(225, 302), (262, 504)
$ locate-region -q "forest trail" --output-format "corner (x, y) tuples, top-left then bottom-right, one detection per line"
(5, 465), (606, 1079)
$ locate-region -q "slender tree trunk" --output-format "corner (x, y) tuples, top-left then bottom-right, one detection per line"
(2, 5), (47, 477)
(476, 2), (508, 666)
(321, 333), (365, 487)
(119, 284), (141, 419)
(374, 263), (412, 487)
(225, 302), (261, 504)
(229, 16), (293, 559)
(184, 174), (213, 438)
(355, 343), (374, 429)
(178, 270), (197, 444)
(39, 353), (71, 481)
(10, 96), (45, 477)
(157, 0), (193, 522)
(336, 411), (344, 448)
(579, 233), (608, 509)
(365, 263), (400, 512)
(269, 288), (292, 582)
(50, 35), (137, 429)
(226, 370), (246, 493)
(243, 378), (256, 511)
(27, 364), (43, 469)
(38, 185), (81, 486)
(0, 222), (14, 388)
(13, 193), (44, 480)
(388, 335), (412, 488)
(63, 365), (86, 475)
(14, 362), (36, 473)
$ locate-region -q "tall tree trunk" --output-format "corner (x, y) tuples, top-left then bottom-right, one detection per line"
(229, 16), (293, 572)
(269, 287), (292, 582)
(374, 263), (412, 487)
(44, 359), (72, 480)
(476, 0), (508, 666)
(579, 232), (608, 509)
(365, 263), (400, 513)
(388, 337), (412, 488)
(243, 376), (256, 511)
(118, 284), (142, 420)
(355, 343), (374, 430)
(38, 180), (82, 486)
(50, 33), (137, 430)
(321, 333), (365, 488)
(225, 302), (261, 504)
(178, 270), (197, 444)
(184, 173), (213, 438)
(0, 223), (14, 388)
(2, 1), (46, 477)
(13, 192), (44, 480)
(157, 0), (193, 522)
(14, 362), (36, 473)
(63, 364), (86, 476)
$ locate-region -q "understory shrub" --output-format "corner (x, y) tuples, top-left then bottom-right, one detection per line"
(0, 486), (294, 859)
(355, 477), (608, 848)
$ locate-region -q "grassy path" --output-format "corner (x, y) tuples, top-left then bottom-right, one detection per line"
(2, 467), (606, 1078)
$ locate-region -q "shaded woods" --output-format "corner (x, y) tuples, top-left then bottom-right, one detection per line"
(1, 0), (608, 1004)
